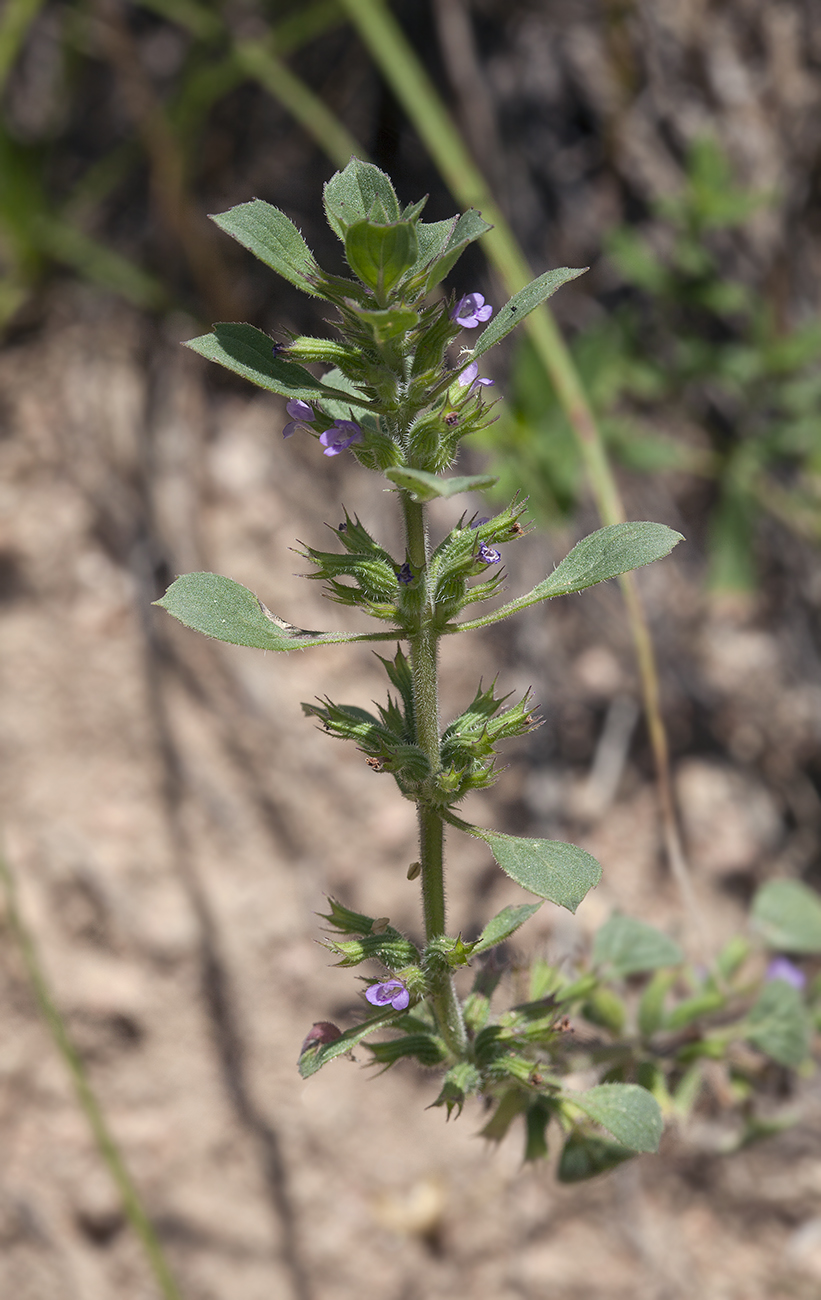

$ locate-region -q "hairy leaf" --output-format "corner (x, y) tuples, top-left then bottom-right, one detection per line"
(299, 1009), (398, 1078)
(155, 572), (399, 650)
(593, 915), (683, 976)
(210, 200), (322, 295)
(186, 323), (374, 407)
(454, 522), (684, 631)
(558, 1132), (635, 1182)
(459, 824), (601, 913)
(472, 903), (543, 955)
(751, 879), (821, 954)
(564, 1083), (663, 1152)
(384, 466), (498, 502)
(745, 979), (810, 1068)
(471, 266), (588, 358)
(324, 158), (401, 239)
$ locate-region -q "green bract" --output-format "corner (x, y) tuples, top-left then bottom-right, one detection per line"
(156, 158), (690, 1170)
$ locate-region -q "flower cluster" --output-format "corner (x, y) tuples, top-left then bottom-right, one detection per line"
(282, 399), (362, 456)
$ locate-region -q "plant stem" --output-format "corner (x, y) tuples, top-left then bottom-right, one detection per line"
(340, 0), (701, 943)
(0, 849), (185, 1300)
(402, 495), (468, 1057)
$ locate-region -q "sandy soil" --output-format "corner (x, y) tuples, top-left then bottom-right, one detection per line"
(1, 295), (821, 1300)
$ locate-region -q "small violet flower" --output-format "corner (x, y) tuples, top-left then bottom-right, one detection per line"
(452, 292), (493, 329)
(397, 563), (413, 585)
(478, 543), (502, 565)
(365, 979), (410, 1011)
(319, 420), (363, 457)
(470, 517), (502, 566)
(458, 361), (494, 394)
(283, 398), (316, 439)
(766, 957), (806, 990)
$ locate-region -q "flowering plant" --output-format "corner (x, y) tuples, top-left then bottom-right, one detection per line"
(156, 160), (818, 1173)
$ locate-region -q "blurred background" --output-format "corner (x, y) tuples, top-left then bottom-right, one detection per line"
(2, 1), (821, 1297)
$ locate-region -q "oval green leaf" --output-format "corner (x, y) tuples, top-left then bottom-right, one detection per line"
(155, 572), (399, 651)
(468, 828), (601, 913)
(186, 323), (375, 407)
(210, 200), (322, 296)
(593, 914), (683, 976)
(751, 879), (821, 954)
(384, 466), (499, 502)
(565, 1083), (663, 1153)
(471, 266), (589, 358)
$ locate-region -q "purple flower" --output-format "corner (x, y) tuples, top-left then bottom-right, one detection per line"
(458, 361), (494, 394)
(478, 543), (502, 565)
(365, 979), (410, 1011)
(397, 563), (413, 585)
(283, 398), (316, 439)
(452, 293), (493, 329)
(319, 420), (362, 457)
(766, 957), (806, 990)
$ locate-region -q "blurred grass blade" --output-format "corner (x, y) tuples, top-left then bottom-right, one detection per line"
(0, 0), (46, 91)
(233, 41), (363, 169)
(0, 849), (185, 1300)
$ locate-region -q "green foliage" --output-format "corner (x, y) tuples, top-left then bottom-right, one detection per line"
(454, 521), (684, 632)
(593, 915), (683, 977)
(558, 1132), (635, 1183)
(562, 1083), (663, 1153)
(470, 904), (543, 955)
(210, 200), (323, 296)
(298, 1008), (401, 1078)
(186, 323), (375, 407)
(154, 572), (396, 650)
(463, 826), (602, 913)
(384, 467), (498, 502)
(471, 266), (588, 358)
(751, 880), (821, 954)
(745, 979), (811, 1069)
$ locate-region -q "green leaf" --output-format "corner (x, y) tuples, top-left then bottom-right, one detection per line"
(210, 200), (322, 296)
(558, 1132), (635, 1182)
(524, 1096), (553, 1162)
(471, 267), (589, 359)
(564, 1083), (663, 1152)
(186, 323), (374, 407)
(593, 915), (683, 977)
(344, 220), (418, 295)
(323, 158), (401, 239)
(299, 1009), (397, 1078)
(751, 880), (821, 954)
(155, 572), (399, 650)
(430, 1062), (483, 1118)
(745, 979), (810, 1068)
(421, 208), (493, 290)
(354, 306), (419, 342)
(460, 825), (601, 913)
(384, 466), (498, 502)
(367, 1033), (447, 1068)
(472, 903), (543, 955)
(454, 521), (684, 632)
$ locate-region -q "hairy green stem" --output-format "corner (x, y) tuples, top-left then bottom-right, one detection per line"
(0, 849), (185, 1300)
(402, 495), (468, 1057)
